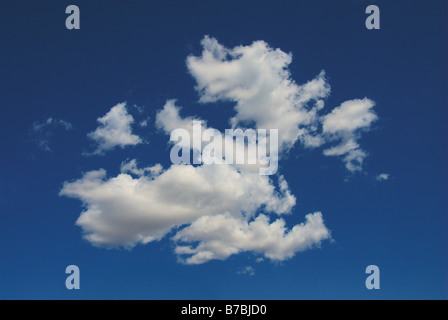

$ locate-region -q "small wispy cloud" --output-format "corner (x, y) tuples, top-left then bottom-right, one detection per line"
(131, 104), (145, 114)
(120, 158), (163, 177)
(376, 173), (390, 181)
(237, 266), (255, 276)
(31, 117), (72, 151)
(321, 98), (377, 172)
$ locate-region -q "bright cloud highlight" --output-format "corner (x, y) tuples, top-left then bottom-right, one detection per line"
(87, 102), (142, 155)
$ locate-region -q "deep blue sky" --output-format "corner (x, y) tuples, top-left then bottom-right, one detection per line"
(0, 0), (446, 299)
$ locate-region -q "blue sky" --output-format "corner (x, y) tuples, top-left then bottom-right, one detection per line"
(0, 0), (446, 299)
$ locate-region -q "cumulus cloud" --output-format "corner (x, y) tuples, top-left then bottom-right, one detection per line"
(31, 117), (72, 151)
(174, 211), (330, 264)
(187, 36), (377, 172)
(60, 36), (381, 264)
(87, 102), (142, 155)
(156, 99), (279, 174)
(187, 36), (330, 151)
(60, 163), (305, 255)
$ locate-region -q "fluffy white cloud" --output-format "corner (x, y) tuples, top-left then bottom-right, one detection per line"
(155, 99), (203, 135)
(156, 100), (281, 175)
(60, 163), (301, 253)
(155, 99), (208, 154)
(87, 102), (142, 155)
(174, 212), (330, 264)
(187, 36), (378, 172)
(322, 98), (377, 134)
(60, 36), (382, 264)
(187, 36), (330, 151)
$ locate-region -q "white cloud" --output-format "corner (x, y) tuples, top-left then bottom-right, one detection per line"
(174, 212), (330, 264)
(187, 36), (330, 151)
(156, 99), (203, 134)
(156, 100), (279, 174)
(60, 36), (382, 265)
(187, 36), (377, 172)
(342, 149), (367, 173)
(155, 99), (206, 150)
(322, 98), (377, 134)
(120, 159), (163, 177)
(376, 173), (390, 181)
(31, 117), (72, 151)
(139, 119), (149, 127)
(321, 98), (377, 172)
(238, 266), (255, 276)
(322, 139), (359, 157)
(87, 102), (142, 155)
(60, 163), (300, 252)
(131, 104), (144, 114)
(60, 160), (324, 264)
(32, 117), (72, 131)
